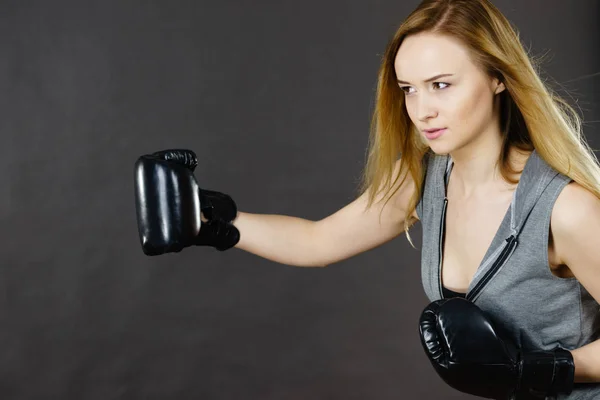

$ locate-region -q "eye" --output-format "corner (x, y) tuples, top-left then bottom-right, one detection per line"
(399, 82), (451, 95)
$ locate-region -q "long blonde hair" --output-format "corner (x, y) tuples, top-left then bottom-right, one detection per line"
(359, 0), (600, 247)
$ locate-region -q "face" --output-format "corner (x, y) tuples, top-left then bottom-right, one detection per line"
(394, 32), (505, 154)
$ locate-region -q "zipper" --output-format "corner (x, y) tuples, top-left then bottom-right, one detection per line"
(437, 197), (448, 298)
(438, 195), (519, 301)
(466, 234), (518, 301)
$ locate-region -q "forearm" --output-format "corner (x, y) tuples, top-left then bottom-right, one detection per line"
(232, 211), (325, 267)
(571, 339), (600, 383)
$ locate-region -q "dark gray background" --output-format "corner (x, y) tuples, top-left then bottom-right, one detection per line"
(2, 0), (599, 398)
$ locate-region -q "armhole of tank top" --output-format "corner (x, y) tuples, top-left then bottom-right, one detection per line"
(415, 151), (431, 222)
(542, 177), (578, 282)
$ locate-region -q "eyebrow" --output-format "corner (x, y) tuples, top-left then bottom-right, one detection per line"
(396, 73), (454, 85)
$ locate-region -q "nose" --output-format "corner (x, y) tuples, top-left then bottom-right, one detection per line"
(416, 94), (438, 122)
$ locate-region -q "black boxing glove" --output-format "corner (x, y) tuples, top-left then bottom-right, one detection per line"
(134, 149), (240, 255)
(418, 298), (575, 399)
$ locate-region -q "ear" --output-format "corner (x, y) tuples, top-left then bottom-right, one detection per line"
(493, 78), (506, 95)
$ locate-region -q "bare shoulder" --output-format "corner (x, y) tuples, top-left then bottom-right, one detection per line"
(552, 181), (597, 224)
(551, 181), (599, 263)
(386, 157), (422, 221)
(389, 158), (421, 218)
(359, 158), (419, 218)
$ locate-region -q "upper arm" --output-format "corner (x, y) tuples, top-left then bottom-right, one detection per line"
(552, 182), (600, 304)
(313, 159), (418, 267)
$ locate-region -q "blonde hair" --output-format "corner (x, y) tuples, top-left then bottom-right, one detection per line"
(358, 0), (600, 248)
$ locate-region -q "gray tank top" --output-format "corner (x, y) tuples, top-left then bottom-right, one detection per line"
(416, 149), (600, 399)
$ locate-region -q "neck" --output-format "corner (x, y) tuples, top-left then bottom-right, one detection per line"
(448, 127), (522, 200)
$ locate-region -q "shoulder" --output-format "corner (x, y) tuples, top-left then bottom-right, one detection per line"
(553, 181), (598, 225)
(550, 181), (600, 302)
(551, 181), (600, 263)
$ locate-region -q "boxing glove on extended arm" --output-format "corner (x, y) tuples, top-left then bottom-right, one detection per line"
(134, 149), (240, 255)
(418, 298), (574, 399)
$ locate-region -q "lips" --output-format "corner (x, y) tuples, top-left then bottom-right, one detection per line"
(424, 128), (445, 133)
(424, 128), (446, 140)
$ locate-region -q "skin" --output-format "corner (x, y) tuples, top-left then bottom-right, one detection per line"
(394, 32), (526, 201)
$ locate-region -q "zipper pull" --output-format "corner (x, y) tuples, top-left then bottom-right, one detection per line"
(505, 234), (518, 244)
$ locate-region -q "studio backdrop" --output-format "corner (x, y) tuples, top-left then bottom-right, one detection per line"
(1, 0), (599, 399)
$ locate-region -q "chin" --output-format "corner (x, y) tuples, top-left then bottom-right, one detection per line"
(427, 143), (452, 156)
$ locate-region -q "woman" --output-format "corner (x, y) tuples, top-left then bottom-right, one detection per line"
(134, 0), (600, 398)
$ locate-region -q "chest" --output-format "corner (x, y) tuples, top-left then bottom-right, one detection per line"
(441, 195), (572, 292)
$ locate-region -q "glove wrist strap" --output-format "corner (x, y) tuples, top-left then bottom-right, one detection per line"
(195, 219), (240, 251)
(520, 348), (575, 397)
(199, 188), (238, 222)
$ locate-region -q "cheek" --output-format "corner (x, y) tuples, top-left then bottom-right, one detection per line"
(405, 101), (417, 121)
(446, 88), (493, 131)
